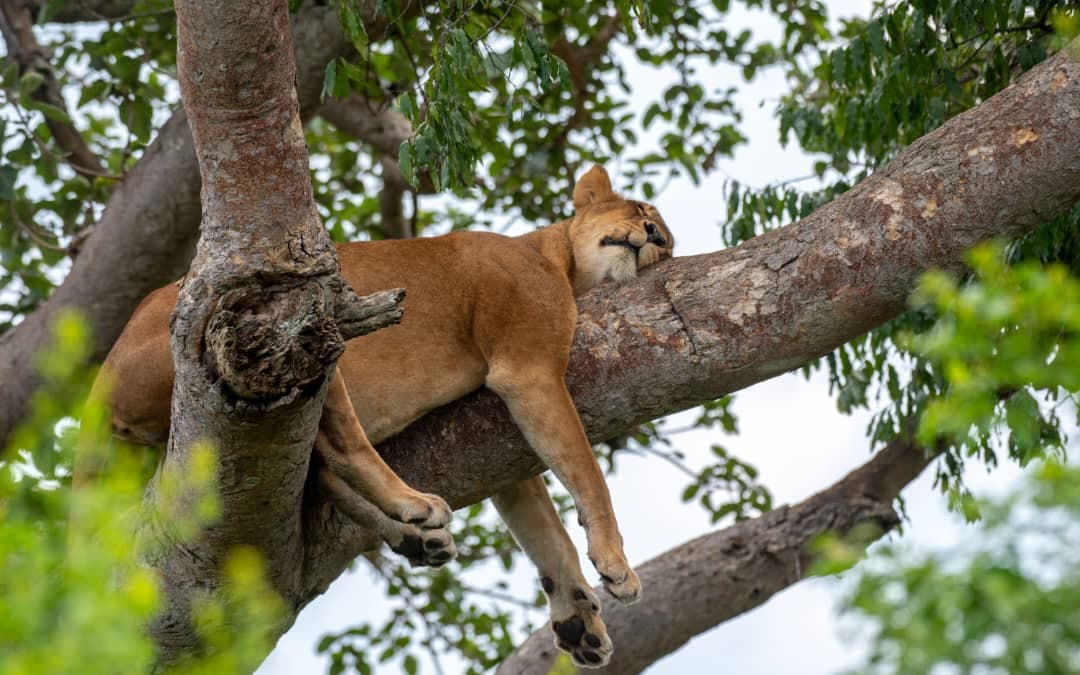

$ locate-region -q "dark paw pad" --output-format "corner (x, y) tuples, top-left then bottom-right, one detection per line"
(541, 577), (555, 594)
(553, 616), (585, 644)
(552, 615), (611, 668)
(424, 537), (445, 550)
(570, 650), (605, 667)
(391, 534), (423, 560)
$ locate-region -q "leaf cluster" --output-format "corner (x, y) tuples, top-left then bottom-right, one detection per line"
(840, 462), (1080, 675)
(1, 312), (285, 675)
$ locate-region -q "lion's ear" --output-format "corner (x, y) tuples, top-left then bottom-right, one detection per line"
(573, 165), (616, 211)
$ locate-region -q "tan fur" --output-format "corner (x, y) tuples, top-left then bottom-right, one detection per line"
(94, 165), (673, 668)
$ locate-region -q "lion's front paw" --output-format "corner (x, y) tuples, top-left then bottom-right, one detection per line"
(551, 586), (612, 668)
(387, 524), (457, 568)
(393, 490), (452, 530)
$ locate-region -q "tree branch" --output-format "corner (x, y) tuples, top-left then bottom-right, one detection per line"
(498, 435), (936, 674)
(320, 92), (446, 237)
(296, 39), (1080, 602)
(321, 93), (415, 157)
(379, 154), (415, 238)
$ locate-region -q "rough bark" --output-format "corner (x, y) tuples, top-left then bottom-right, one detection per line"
(0, 1), (416, 449)
(498, 436), (935, 674)
(144, 0), (403, 663)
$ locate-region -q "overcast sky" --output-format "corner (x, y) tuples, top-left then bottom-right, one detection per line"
(258, 2), (1031, 673)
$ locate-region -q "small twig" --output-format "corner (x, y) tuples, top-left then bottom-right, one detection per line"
(10, 203), (67, 253)
(634, 444), (700, 481)
(459, 583), (544, 611)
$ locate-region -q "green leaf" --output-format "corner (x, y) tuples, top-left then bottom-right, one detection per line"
(18, 71), (45, 96)
(322, 60), (337, 102)
(78, 79), (111, 107)
(398, 141), (414, 186)
(0, 165), (17, 200)
(27, 100), (70, 124)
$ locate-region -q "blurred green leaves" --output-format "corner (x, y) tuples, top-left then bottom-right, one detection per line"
(1, 312), (284, 674)
(840, 462), (1080, 675)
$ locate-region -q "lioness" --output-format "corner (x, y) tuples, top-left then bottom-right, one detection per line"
(96, 165), (673, 667)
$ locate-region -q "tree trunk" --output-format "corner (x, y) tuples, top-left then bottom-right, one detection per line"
(145, 0), (402, 662)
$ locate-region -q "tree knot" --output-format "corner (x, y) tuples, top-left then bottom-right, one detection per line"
(204, 280), (343, 400)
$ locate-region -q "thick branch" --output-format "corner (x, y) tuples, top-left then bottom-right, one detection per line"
(498, 436), (935, 674)
(297, 41), (1080, 595)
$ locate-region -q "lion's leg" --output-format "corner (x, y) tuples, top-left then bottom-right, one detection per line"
(318, 466), (455, 567)
(493, 475), (613, 668)
(317, 369), (452, 531)
(486, 367), (640, 604)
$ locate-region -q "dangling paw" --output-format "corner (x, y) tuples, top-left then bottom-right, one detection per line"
(590, 551), (641, 604)
(546, 578), (613, 668)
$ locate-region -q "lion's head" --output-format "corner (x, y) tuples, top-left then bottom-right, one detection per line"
(568, 165), (675, 295)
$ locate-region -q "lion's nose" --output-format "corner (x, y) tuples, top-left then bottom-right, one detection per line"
(644, 222), (666, 247)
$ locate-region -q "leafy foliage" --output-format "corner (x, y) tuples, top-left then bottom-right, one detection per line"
(0, 0), (176, 335)
(841, 462), (1080, 675)
(742, 1), (1080, 501)
(1, 312), (284, 674)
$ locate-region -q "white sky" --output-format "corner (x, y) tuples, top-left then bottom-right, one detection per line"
(259, 2), (1032, 674)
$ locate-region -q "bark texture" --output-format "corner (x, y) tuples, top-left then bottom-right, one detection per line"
(498, 436), (935, 674)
